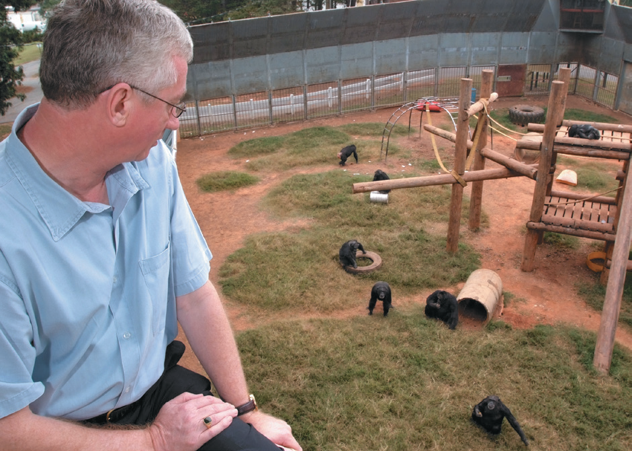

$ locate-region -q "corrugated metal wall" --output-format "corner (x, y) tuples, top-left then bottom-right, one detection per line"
(182, 0), (632, 136)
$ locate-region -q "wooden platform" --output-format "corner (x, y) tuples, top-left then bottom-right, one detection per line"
(542, 193), (616, 232)
(555, 125), (632, 145)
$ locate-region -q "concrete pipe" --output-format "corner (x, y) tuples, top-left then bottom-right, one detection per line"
(457, 269), (503, 324)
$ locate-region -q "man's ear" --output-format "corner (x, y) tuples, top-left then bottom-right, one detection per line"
(105, 84), (133, 127)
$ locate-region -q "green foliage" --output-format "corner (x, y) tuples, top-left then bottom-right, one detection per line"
(219, 170), (480, 312)
(577, 274), (632, 329)
(0, 0), (36, 116)
(238, 315), (632, 450)
(195, 170), (259, 192)
(20, 28), (42, 43)
(158, 0), (300, 24)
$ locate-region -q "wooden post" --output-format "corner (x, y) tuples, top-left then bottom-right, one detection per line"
(594, 164), (632, 373)
(447, 78), (473, 253)
(521, 81), (566, 271)
(468, 70), (494, 230)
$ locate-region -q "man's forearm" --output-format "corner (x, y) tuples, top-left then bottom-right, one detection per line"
(0, 407), (154, 451)
(176, 281), (251, 407)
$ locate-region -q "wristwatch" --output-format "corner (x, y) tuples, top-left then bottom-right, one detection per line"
(236, 394), (258, 416)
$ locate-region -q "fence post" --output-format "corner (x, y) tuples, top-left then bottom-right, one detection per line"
(195, 99), (202, 137)
(370, 75), (375, 109)
(303, 85), (308, 120)
(268, 91), (273, 125)
(402, 71), (407, 102)
(232, 95), (238, 130)
(434, 67), (439, 97)
(338, 79), (342, 115)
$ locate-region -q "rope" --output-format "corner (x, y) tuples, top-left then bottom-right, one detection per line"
(544, 186), (622, 206)
(424, 100), (489, 187)
(426, 104), (467, 186)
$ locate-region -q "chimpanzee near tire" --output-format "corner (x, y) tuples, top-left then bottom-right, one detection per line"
(508, 105), (545, 126)
(343, 251), (383, 274)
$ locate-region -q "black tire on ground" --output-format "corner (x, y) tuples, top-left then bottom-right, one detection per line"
(342, 250), (383, 274)
(508, 104), (545, 126)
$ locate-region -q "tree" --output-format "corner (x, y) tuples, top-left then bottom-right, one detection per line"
(0, 0), (36, 116)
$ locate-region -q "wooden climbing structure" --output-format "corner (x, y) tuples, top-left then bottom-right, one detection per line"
(352, 68), (632, 375)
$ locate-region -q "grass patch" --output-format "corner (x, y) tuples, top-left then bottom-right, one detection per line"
(542, 232), (580, 250)
(195, 171), (259, 192)
(563, 108), (619, 124)
(12, 43), (42, 66)
(577, 274), (632, 329)
(555, 156), (620, 196)
(238, 315), (632, 451)
(219, 170), (480, 312)
(227, 124), (409, 171)
(0, 124), (12, 140)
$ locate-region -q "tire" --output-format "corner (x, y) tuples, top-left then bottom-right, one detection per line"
(342, 250), (383, 274)
(508, 104), (545, 126)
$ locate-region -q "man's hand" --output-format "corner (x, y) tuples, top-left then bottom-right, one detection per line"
(240, 410), (303, 451)
(148, 392), (237, 451)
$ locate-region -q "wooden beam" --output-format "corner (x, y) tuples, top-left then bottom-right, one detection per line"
(479, 148), (538, 180)
(526, 222), (616, 241)
(447, 79), (473, 253)
(352, 167), (533, 193)
(468, 70), (494, 230)
(522, 81), (566, 272)
(594, 155), (632, 373)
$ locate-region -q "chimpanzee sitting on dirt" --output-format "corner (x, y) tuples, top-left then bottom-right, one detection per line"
(568, 124), (600, 140)
(424, 290), (459, 330)
(472, 395), (529, 446)
(339, 239), (366, 269)
(372, 169), (391, 194)
(338, 144), (358, 166)
(368, 281), (392, 316)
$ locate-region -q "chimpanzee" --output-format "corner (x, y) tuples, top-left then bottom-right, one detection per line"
(372, 169), (391, 194)
(424, 290), (459, 330)
(338, 144), (358, 166)
(568, 124), (600, 140)
(472, 395), (529, 446)
(368, 281), (392, 316)
(339, 239), (366, 269)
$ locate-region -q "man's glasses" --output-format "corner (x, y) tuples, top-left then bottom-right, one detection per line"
(101, 84), (186, 118)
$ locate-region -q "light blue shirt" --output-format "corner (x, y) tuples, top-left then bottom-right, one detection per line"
(0, 104), (212, 420)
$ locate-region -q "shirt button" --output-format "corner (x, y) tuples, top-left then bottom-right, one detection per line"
(124, 386), (131, 393)
(113, 276), (118, 284)
(123, 332), (131, 339)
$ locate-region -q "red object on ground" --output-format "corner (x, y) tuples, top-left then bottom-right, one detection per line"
(415, 100), (442, 112)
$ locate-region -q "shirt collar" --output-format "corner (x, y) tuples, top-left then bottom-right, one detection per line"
(5, 103), (150, 242)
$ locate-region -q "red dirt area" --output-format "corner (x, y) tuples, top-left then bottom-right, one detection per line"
(174, 94), (632, 371)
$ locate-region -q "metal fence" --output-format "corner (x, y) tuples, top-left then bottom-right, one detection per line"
(180, 63), (623, 138)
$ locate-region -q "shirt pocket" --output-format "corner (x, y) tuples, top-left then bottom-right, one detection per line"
(139, 242), (171, 337)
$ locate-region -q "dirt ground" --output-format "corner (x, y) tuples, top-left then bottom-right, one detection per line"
(174, 94), (632, 372)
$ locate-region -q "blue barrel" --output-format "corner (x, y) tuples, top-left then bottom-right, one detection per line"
(471, 87), (477, 103)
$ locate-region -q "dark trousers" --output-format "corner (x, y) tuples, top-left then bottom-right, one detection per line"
(84, 341), (280, 451)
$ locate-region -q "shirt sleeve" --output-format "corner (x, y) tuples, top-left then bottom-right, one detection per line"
(0, 275), (45, 419)
(164, 147), (213, 298)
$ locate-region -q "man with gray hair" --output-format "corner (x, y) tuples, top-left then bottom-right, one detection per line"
(0, 1), (302, 450)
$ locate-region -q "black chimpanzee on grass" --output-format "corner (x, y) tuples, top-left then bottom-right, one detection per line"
(568, 124), (600, 140)
(339, 239), (366, 269)
(368, 281), (392, 316)
(338, 144), (358, 166)
(424, 290), (459, 330)
(372, 169), (391, 194)
(472, 395), (529, 446)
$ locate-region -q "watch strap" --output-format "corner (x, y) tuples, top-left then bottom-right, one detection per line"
(236, 394), (258, 416)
